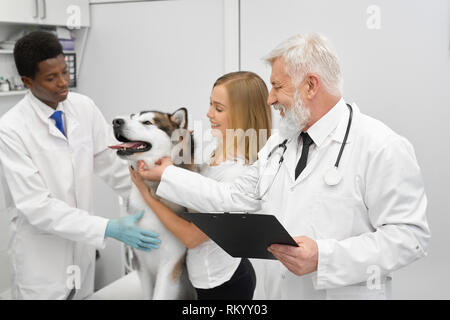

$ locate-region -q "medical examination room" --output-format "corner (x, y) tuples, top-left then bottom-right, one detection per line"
(0, 0), (449, 304)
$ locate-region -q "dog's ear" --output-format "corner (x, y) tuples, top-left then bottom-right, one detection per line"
(170, 108), (188, 129)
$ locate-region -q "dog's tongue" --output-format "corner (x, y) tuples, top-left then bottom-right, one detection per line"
(108, 142), (143, 150)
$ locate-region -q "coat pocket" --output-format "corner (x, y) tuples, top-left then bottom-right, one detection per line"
(325, 282), (388, 300)
(310, 194), (358, 240)
(17, 231), (70, 287)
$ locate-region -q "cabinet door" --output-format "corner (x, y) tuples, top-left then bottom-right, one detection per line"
(39, 0), (90, 27)
(0, 0), (40, 25)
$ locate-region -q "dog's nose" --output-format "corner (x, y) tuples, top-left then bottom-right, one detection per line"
(113, 118), (125, 128)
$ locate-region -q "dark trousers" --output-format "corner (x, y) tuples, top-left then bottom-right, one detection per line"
(195, 258), (257, 300)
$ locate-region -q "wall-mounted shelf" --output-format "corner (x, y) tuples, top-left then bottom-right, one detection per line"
(0, 90), (27, 97)
(0, 0), (90, 28)
(0, 49), (76, 54)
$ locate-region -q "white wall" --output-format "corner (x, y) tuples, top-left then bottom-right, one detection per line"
(240, 0), (450, 299)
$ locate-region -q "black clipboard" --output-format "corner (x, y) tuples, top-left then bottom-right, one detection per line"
(180, 212), (298, 260)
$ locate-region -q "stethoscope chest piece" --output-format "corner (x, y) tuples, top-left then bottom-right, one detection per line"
(324, 166), (342, 186)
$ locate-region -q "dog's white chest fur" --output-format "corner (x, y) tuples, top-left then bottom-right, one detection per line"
(127, 185), (195, 300)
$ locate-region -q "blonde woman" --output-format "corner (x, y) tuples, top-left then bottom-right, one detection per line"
(130, 71), (271, 300)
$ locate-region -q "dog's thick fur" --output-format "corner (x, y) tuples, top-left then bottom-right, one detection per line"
(110, 108), (196, 300)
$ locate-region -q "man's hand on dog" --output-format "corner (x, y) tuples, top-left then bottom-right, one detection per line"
(136, 157), (173, 181)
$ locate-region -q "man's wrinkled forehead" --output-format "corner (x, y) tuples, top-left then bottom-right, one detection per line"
(270, 57), (292, 84)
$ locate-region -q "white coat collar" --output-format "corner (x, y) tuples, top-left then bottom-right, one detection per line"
(331, 101), (359, 144)
(305, 97), (349, 148)
(28, 90), (65, 118)
(27, 91), (79, 139)
(284, 98), (353, 185)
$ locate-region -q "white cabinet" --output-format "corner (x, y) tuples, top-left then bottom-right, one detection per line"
(0, 0), (91, 98)
(0, 0), (90, 27)
(39, 0), (90, 28)
(0, 0), (40, 25)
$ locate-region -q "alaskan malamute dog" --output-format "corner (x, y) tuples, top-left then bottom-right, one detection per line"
(109, 108), (196, 300)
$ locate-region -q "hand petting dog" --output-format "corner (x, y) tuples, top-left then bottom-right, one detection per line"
(135, 158), (173, 182)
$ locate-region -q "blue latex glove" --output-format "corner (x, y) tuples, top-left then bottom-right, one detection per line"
(105, 210), (161, 252)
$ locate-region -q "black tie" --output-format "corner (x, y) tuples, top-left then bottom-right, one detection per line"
(295, 132), (314, 179)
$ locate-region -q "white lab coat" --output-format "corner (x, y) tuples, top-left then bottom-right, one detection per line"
(156, 99), (430, 299)
(0, 91), (131, 300)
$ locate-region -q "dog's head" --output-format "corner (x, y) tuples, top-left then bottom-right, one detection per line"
(109, 108), (188, 166)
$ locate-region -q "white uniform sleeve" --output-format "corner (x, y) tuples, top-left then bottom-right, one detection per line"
(0, 128), (108, 249)
(313, 136), (430, 289)
(156, 164), (261, 213)
(90, 102), (131, 199)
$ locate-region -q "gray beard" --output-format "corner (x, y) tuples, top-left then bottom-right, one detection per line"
(275, 94), (311, 139)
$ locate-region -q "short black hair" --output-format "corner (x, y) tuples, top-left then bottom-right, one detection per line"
(14, 31), (63, 78)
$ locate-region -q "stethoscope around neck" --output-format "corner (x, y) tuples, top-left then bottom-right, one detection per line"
(255, 103), (353, 200)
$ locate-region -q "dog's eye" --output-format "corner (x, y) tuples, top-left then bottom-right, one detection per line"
(142, 121), (152, 125)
